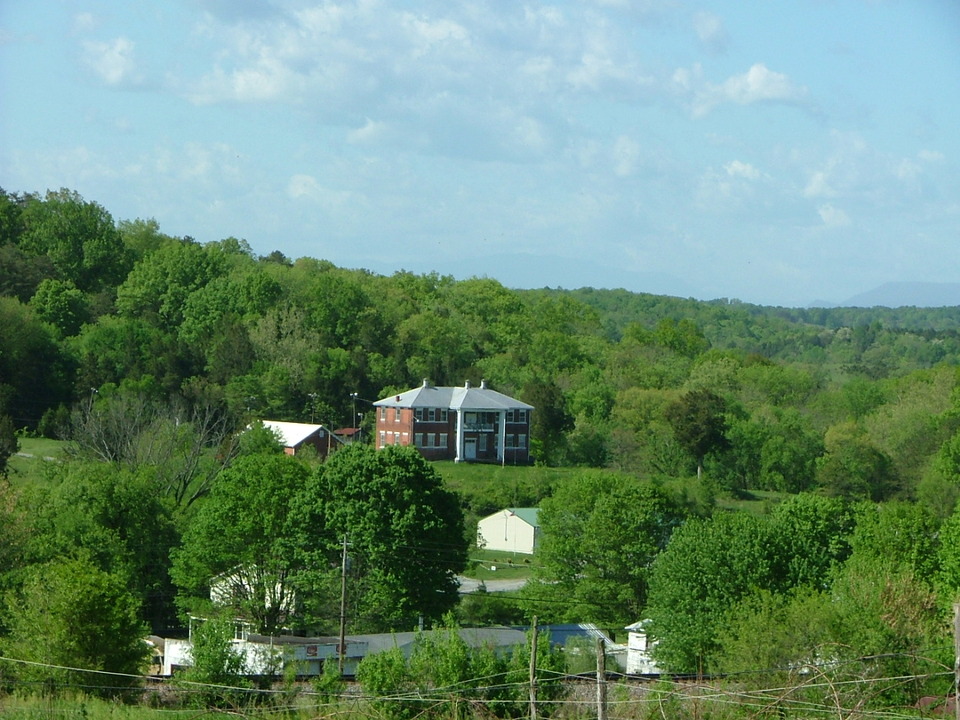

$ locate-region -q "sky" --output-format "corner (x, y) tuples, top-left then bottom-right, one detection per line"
(2, 1), (959, 307)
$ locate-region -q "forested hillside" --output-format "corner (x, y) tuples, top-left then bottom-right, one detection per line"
(3, 187), (960, 711)
(3, 187), (960, 492)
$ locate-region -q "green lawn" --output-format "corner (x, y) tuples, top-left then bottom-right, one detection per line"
(17, 436), (67, 459)
(466, 549), (536, 580)
(7, 437), (67, 489)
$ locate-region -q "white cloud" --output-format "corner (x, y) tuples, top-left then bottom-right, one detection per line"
(817, 203), (851, 227)
(804, 170), (836, 198)
(401, 14), (470, 57)
(613, 135), (641, 177)
(72, 12), (98, 34)
(918, 149), (945, 163)
(287, 174), (323, 200)
(347, 118), (388, 145)
(693, 63), (807, 117)
(694, 11), (728, 54)
(287, 173), (357, 211)
(725, 160), (760, 180)
(82, 36), (142, 86)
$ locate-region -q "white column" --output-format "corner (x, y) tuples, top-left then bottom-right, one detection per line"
(498, 410), (506, 462)
(455, 409), (464, 462)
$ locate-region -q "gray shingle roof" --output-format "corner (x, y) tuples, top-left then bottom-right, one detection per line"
(374, 380), (533, 411)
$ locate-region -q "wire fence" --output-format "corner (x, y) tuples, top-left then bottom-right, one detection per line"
(0, 651), (953, 720)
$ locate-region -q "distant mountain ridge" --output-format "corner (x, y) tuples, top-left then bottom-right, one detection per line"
(837, 282), (960, 308)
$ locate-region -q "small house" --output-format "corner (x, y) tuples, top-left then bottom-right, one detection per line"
(477, 508), (540, 555)
(261, 420), (344, 458)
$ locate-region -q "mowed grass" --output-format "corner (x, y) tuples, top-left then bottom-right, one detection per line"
(7, 436), (67, 489)
(468, 548), (536, 580)
(17, 436), (68, 459)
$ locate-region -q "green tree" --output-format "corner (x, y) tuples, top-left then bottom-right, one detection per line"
(304, 444), (467, 631)
(19, 188), (132, 292)
(0, 297), (72, 430)
(522, 377), (573, 466)
(646, 512), (781, 673)
(816, 422), (899, 501)
(29, 277), (89, 337)
(664, 388), (730, 480)
(115, 238), (226, 329)
(530, 472), (684, 624)
(171, 453), (315, 634)
(769, 493), (853, 589)
(0, 555), (149, 698)
(0, 414), (18, 477)
(24, 461), (178, 632)
(176, 616), (251, 708)
(654, 317), (710, 358)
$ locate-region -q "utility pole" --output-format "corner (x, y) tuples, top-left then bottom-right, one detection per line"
(529, 616), (538, 720)
(596, 636), (607, 720)
(338, 534), (348, 675)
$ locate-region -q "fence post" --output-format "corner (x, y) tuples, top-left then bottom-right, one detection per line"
(597, 636), (607, 720)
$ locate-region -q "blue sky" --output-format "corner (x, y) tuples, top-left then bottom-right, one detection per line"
(2, 1), (958, 307)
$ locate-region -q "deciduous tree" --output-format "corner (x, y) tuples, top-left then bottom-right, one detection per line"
(303, 444), (467, 631)
(1, 556), (149, 697)
(171, 453), (315, 634)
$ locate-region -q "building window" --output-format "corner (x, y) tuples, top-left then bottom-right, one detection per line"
(479, 434), (488, 452)
(518, 434), (527, 449)
(414, 433), (423, 447)
(379, 430), (385, 448)
(380, 407), (386, 421)
(415, 408), (424, 421)
(428, 407), (436, 421)
(394, 407), (401, 422)
(439, 409), (448, 422)
(439, 433), (448, 448)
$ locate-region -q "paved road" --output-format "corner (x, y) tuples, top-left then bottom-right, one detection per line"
(457, 576), (528, 594)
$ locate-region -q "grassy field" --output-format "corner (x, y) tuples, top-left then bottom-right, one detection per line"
(467, 548), (536, 580)
(6, 436), (67, 489)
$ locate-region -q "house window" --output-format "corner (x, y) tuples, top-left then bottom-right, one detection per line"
(518, 434), (527, 449)
(380, 407), (386, 421)
(439, 433), (448, 448)
(414, 433), (423, 447)
(379, 430), (385, 448)
(394, 407), (401, 422)
(428, 408), (436, 421)
(415, 408), (424, 421)
(479, 434), (488, 452)
(439, 409), (448, 422)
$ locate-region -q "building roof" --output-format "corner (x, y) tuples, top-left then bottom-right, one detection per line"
(261, 420), (329, 447)
(507, 508), (540, 527)
(481, 508), (540, 527)
(374, 379), (533, 411)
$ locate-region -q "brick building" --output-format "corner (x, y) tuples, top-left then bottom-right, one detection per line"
(373, 380), (533, 464)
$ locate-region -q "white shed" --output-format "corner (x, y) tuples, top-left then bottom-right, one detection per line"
(625, 620), (662, 675)
(477, 508), (540, 555)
